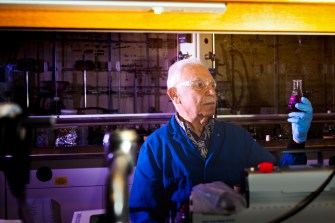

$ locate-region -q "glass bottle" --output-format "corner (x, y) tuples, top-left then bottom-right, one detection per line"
(287, 79), (303, 112)
(49, 96), (65, 115)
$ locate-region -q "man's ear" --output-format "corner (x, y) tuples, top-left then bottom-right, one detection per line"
(167, 87), (180, 103)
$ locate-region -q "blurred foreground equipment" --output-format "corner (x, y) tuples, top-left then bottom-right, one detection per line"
(0, 103), (53, 222)
(103, 129), (138, 223)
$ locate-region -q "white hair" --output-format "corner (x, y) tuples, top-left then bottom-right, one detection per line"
(167, 58), (204, 89)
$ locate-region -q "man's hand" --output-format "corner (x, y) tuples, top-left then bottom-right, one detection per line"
(287, 97), (313, 143)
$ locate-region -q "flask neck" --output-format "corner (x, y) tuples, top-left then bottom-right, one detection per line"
(292, 80), (303, 96)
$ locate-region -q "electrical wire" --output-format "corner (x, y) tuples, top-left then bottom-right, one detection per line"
(268, 167), (335, 223)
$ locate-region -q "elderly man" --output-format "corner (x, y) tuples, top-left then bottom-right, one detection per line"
(129, 58), (313, 222)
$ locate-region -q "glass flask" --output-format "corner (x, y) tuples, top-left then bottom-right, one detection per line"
(287, 79), (303, 112)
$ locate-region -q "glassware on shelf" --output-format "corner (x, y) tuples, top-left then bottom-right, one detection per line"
(287, 79), (303, 112)
(55, 127), (78, 147)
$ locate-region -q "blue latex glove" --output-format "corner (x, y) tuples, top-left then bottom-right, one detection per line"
(281, 153), (295, 166)
(287, 97), (313, 143)
(280, 153), (307, 166)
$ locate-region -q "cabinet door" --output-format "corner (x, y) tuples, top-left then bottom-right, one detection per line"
(6, 167), (108, 223)
(7, 186), (104, 223)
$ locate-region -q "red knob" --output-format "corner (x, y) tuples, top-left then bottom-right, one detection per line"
(258, 162), (274, 173)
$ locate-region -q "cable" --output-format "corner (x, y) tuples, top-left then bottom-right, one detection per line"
(268, 167), (335, 223)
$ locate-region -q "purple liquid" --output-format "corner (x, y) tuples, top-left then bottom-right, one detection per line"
(288, 95), (302, 112)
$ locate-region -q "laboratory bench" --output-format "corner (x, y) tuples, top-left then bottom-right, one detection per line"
(2, 113), (335, 223)
(20, 138), (335, 223)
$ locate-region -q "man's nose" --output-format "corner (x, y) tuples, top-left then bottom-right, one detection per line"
(205, 85), (216, 95)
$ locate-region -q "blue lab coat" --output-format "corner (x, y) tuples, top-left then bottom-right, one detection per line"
(129, 115), (276, 222)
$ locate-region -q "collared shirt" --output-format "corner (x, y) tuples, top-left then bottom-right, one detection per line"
(175, 114), (215, 159)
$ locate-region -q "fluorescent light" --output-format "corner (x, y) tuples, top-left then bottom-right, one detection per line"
(152, 6), (164, 14)
(0, 1), (226, 14)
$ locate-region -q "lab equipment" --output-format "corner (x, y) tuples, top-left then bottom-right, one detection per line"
(192, 165), (335, 223)
(103, 129), (137, 223)
(288, 79), (303, 112)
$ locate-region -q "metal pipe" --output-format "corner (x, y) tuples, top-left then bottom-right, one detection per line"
(118, 33), (121, 113)
(274, 35), (279, 113)
(155, 34), (160, 112)
(333, 37), (335, 112)
(230, 35), (236, 113)
(146, 34), (152, 113)
(133, 67), (137, 113)
(83, 69), (87, 108)
(108, 33), (113, 112)
(25, 70), (29, 108)
(28, 112), (335, 127)
(212, 33), (215, 70)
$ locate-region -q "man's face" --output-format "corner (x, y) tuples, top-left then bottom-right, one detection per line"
(174, 64), (217, 120)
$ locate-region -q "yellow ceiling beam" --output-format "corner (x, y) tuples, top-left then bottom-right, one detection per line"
(0, 2), (335, 33)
